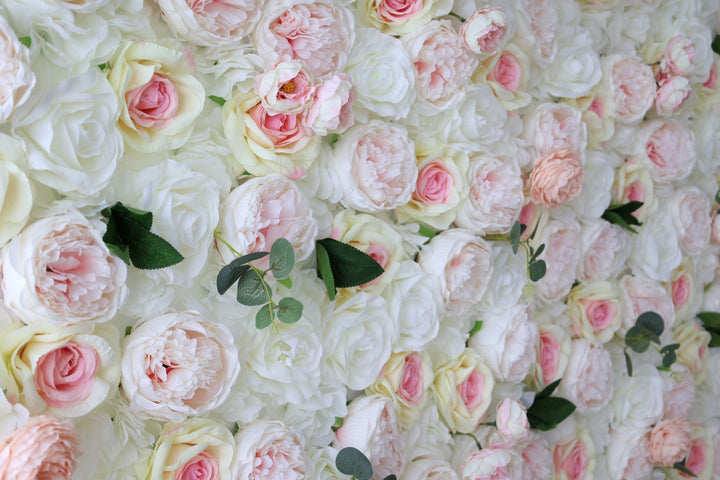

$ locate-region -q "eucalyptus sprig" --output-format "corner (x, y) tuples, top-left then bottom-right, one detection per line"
(622, 311), (680, 376)
(216, 235), (303, 329)
(509, 219), (547, 282)
(335, 447), (396, 480)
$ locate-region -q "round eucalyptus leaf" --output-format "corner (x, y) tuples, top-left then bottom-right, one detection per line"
(336, 447), (372, 480)
(269, 238), (295, 280)
(277, 297), (303, 324)
(255, 304), (272, 329)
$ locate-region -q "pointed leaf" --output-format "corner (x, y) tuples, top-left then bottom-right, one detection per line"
(673, 459), (698, 478)
(277, 297), (303, 324)
(336, 447), (373, 480)
(624, 349), (633, 376)
(209, 95), (226, 106)
(697, 311), (720, 329)
(469, 321), (483, 336)
(217, 260), (250, 295)
(536, 378), (561, 399)
(316, 238), (384, 289)
(18, 36), (31, 48)
(528, 260), (546, 281)
(277, 277), (293, 289)
(255, 304), (273, 329)
(269, 238), (295, 280)
(316, 243), (336, 301)
(529, 243), (545, 262)
(510, 220), (521, 254)
(111, 202), (153, 230)
(237, 269), (268, 306)
(527, 397), (576, 431)
(126, 229), (183, 269)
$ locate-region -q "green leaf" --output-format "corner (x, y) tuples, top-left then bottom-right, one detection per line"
(715, 187), (720, 205)
(333, 416), (343, 431)
(624, 349), (633, 376)
(18, 36), (31, 48)
(528, 260), (546, 282)
(255, 304), (273, 329)
(125, 326), (132, 337)
(710, 330), (720, 348)
(209, 95), (226, 106)
(602, 202), (643, 234)
(674, 459), (698, 478)
(469, 321), (483, 335)
(527, 396), (576, 431)
(277, 297), (303, 324)
(713, 34), (720, 56)
(269, 238), (295, 280)
(536, 378), (561, 399)
(697, 311), (720, 329)
(330, 133), (340, 146)
(105, 239), (130, 265)
(231, 422), (239, 435)
(217, 261), (250, 295)
(237, 268), (269, 306)
(637, 311), (664, 338)
(316, 238), (384, 289)
(335, 447), (373, 480)
(384, 476), (397, 480)
(510, 220), (521, 254)
(277, 277), (293, 289)
(97, 63), (107, 71)
(660, 343), (680, 365)
(625, 325), (652, 353)
(126, 229), (184, 269)
(529, 243), (545, 262)
(316, 243), (336, 301)
(417, 224), (438, 240)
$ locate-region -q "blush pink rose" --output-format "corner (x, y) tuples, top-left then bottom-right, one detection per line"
(683, 435), (709, 479)
(619, 275), (675, 335)
(521, 433), (553, 480)
(398, 353), (425, 406)
(415, 161), (454, 205)
(638, 120), (695, 183)
(530, 148), (585, 207)
(578, 220), (628, 283)
(660, 367), (695, 420)
(33, 342), (99, 408)
(527, 103), (587, 156)
(537, 329), (564, 386)
(248, 103), (309, 148)
(672, 274), (692, 310)
(305, 73), (354, 136)
(0, 414), (80, 480)
(553, 437), (590, 480)
(460, 446), (513, 480)
(558, 339), (613, 412)
(457, 369), (485, 412)
(487, 51), (522, 92)
(662, 36), (696, 77)
(496, 398), (529, 445)
(534, 219), (581, 303)
(125, 73), (179, 130)
(255, 61), (315, 115)
(526, 0), (558, 63)
(703, 61), (717, 89)
(655, 75), (691, 116)
(668, 186), (712, 256)
(176, 451), (219, 480)
(460, 8), (513, 56)
(376, 0), (423, 23)
(649, 418), (692, 466)
(603, 54), (656, 123)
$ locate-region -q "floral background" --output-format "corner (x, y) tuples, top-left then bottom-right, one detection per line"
(0, 0), (720, 479)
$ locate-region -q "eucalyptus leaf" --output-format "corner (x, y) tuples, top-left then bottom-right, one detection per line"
(527, 396), (576, 431)
(528, 260), (546, 282)
(217, 261), (250, 295)
(625, 325), (651, 353)
(269, 238), (295, 280)
(336, 447), (373, 480)
(316, 238), (384, 289)
(510, 221), (521, 254)
(316, 243), (336, 301)
(384, 476), (397, 480)
(624, 349), (633, 376)
(636, 311), (664, 338)
(237, 269), (269, 306)
(530, 243), (545, 262)
(277, 297), (303, 324)
(660, 343), (680, 368)
(255, 304), (273, 329)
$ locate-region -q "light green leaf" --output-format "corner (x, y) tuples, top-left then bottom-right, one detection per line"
(209, 95), (226, 106)
(269, 238), (295, 280)
(277, 297), (303, 324)
(18, 36), (30, 48)
(237, 269), (268, 306)
(255, 304), (273, 329)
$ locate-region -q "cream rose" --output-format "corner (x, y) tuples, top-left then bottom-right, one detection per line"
(611, 160), (657, 223)
(216, 174), (318, 266)
(460, 446), (514, 480)
(529, 323), (572, 390)
(400, 458), (458, 480)
(496, 398), (529, 446)
(0, 17), (34, 123)
(357, 0), (453, 35)
(1, 210), (128, 326)
(557, 339), (614, 412)
(142, 417), (234, 480)
(567, 281), (623, 344)
(611, 363), (665, 430)
(121, 311), (240, 422)
(0, 323), (120, 418)
(673, 321), (711, 383)
(106, 39), (205, 153)
(0, 133), (32, 246)
(605, 428), (652, 480)
(628, 208), (682, 283)
(533, 218), (582, 303)
(431, 348), (495, 433)
(234, 421), (309, 480)
(331, 120), (417, 212)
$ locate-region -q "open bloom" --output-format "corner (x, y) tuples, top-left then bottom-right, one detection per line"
(461, 7), (513, 56)
(234, 421), (309, 480)
(530, 148), (585, 207)
(0, 16), (34, 122)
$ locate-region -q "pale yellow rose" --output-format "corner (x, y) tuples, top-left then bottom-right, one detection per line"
(0, 133), (32, 245)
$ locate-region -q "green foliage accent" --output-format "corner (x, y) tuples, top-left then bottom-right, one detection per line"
(277, 297), (303, 324)
(231, 422), (240, 435)
(417, 224), (438, 240)
(269, 238), (295, 280)
(316, 243), (336, 301)
(101, 202), (183, 269)
(384, 476), (397, 480)
(330, 133), (340, 146)
(217, 252), (268, 294)
(277, 277), (293, 289)
(713, 35), (720, 56)
(315, 238), (384, 291)
(715, 187), (720, 205)
(697, 311), (720, 347)
(469, 321), (483, 336)
(18, 36), (31, 48)
(625, 311), (664, 353)
(624, 349), (633, 376)
(510, 220), (522, 254)
(97, 63), (107, 70)
(602, 201), (643, 233)
(536, 378), (561, 399)
(528, 260), (547, 282)
(125, 326), (132, 337)
(209, 95), (227, 106)
(661, 343), (680, 368)
(332, 416), (344, 431)
(255, 304), (273, 329)
(335, 447), (373, 480)
(674, 459), (698, 478)
(237, 268), (269, 306)
(509, 219), (546, 281)
(527, 379), (575, 431)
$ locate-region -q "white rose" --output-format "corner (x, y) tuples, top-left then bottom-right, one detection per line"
(459, 446), (516, 480)
(629, 208), (682, 283)
(469, 303), (538, 383)
(400, 458), (458, 480)
(121, 311), (240, 422)
(1, 210), (127, 326)
(346, 28), (416, 121)
(234, 421), (310, 480)
(605, 428), (652, 480)
(577, 219), (628, 283)
(216, 174), (318, 266)
(667, 186), (712, 257)
(0, 133), (32, 246)
(480, 242), (528, 310)
(538, 26), (602, 98)
(323, 292), (393, 391)
(0, 16), (34, 123)
(417, 229), (493, 319)
(566, 150), (614, 220)
(558, 339), (614, 412)
(611, 363), (664, 429)
(156, 0), (261, 46)
(334, 394), (404, 480)
(384, 260), (443, 352)
(12, 70), (122, 198)
(0, 389), (28, 438)
(454, 155), (524, 236)
(332, 120), (417, 212)
(524, 102), (587, 157)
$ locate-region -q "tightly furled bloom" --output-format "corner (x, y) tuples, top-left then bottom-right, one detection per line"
(553, 429), (595, 480)
(0, 415), (80, 480)
(530, 148), (585, 207)
(530, 324), (571, 389)
(1, 211), (127, 326)
(121, 311), (240, 422)
(234, 421), (309, 480)
(358, 0), (453, 35)
(461, 7), (514, 56)
(0, 17), (34, 123)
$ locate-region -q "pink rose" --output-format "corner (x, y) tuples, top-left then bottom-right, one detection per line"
(660, 367), (695, 420)
(526, 0), (558, 64)
(460, 8), (513, 56)
(305, 73), (354, 136)
(376, 0), (423, 23)
(125, 73), (179, 129)
(536, 328), (564, 386)
(398, 353), (425, 406)
(680, 427), (712, 479)
(1, 211), (127, 326)
(460, 446), (513, 480)
(637, 120), (695, 183)
(0, 415), (80, 480)
(487, 51), (522, 92)
(255, 61), (316, 115)
(567, 281), (622, 344)
(521, 433), (553, 480)
(655, 75), (691, 116)
(558, 339), (613, 412)
(668, 186), (712, 256)
(577, 220), (628, 283)
(533, 219), (581, 303)
(603, 54), (656, 123)
(234, 421), (308, 480)
(671, 274), (692, 311)
(619, 275), (675, 335)
(248, 103), (309, 149)
(662, 36), (696, 77)
(176, 452), (219, 480)
(649, 418), (692, 466)
(255, 1), (355, 79)
(415, 160), (454, 205)
(495, 398), (529, 445)
(34, 342), (99, 409)
(530, 148), (585, 207)
(553, 435), (591, 480)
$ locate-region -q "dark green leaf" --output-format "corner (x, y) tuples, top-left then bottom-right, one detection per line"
(528, 260), (546, 282)
(217, 261), (250, 295)
(105, 239), (130, 265)
(602, 202), (643, 233)
(125, 326), (132, 336)
(469, 321), (483, 335)
(97, 63), (107, 71)
(529, 243), (545, 262)
(536, 378), (561, 399)
(111, 203), (153, 230)
(527, 396), (576, 431)
(209, 95), (226, 106)
(662, 350), (677, 368)
(417, 224), (438, 240)
(510, 220), (521, 254)
(231, 422), (239, 435)
(657, 365), (671, 372)
(625, 326), (652, 353)
(624, 349), (633, 376)
(384, 476), (397, 480)
(674, 459), (698, 478)
(277, 297), (303, 324)
(713, 34), (720, 56)
(237, 268), (269, 306)
(277, 277), (293, 289)
(269, 238), (295, 280)
(126, 229), (184, 269)
(316, 243), (336, 301)
(637, 311), (664, 338)
(316, 238), (384, 289)
(255, 304), (273, 329)
(697, 311), (720, 329)
(336, 447), (373, 480)
(18, 36), (30, 48)
(710, 331), (720, 347)
(715, 187), (720, 205)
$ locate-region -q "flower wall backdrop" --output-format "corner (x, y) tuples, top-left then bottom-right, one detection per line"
(0, 0), (720, 479)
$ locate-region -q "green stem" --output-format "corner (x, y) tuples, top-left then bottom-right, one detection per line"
(448, 11), (467, 22)
(454, 432), (482, 451)
(213, 230), (243, 257)
(249, 264), (276, 324)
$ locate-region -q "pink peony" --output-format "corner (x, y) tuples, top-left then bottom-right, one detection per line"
(530, 148), (585, 207)
(649, 418), (692, 466)
(460, 8), (512, 56)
